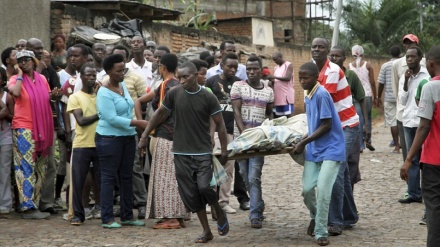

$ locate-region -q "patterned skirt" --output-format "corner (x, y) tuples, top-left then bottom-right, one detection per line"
(12, 128), (48, 211)
(146, 137), (186, 219)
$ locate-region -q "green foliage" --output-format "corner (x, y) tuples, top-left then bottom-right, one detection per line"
(341, 0), (440, 55)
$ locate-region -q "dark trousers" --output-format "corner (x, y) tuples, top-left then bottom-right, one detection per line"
(422, 163), (440, 247)
(234, 161), (250, 203)
(95, 134), (136, 224)
(71, 148), (100, 222)
(174, 154), (217, 213)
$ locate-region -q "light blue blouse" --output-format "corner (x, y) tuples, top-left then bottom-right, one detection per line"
(96, 82), (136, 136)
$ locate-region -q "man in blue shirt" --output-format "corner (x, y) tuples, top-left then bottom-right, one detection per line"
(294, 62), (345, 246)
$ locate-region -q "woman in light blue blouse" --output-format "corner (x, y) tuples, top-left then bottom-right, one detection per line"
(95, 54), (148, 229)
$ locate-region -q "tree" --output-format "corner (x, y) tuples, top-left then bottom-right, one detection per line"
(341, 0), (440, 55)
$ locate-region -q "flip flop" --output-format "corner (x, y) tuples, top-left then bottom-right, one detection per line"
(217, 218), (229, 236)
(391, 150), (400, 154)
(195, 234), (214, 243)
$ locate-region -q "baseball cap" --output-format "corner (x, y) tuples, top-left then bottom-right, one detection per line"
(16, 50), (36, 59)
(262, 68), (270, 76)
(402, 34), (419, 44)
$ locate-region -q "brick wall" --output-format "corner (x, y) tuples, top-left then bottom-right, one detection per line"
(266, 1), (306, 18)
(214, 18), (253, 37)
(51, 2), (92, 41)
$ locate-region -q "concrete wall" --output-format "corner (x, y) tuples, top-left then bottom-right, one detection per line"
(152, 22), (389, 114)
(0, 0), (51, 54)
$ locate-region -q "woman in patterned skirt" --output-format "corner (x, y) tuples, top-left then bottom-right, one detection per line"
(8, 50), (58, 219)
(137, 53), (187, 229)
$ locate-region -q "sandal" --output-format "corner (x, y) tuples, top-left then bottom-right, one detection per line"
(195, 234), (214, 243)
(217, 218), (229, 236)
(307, 219), (315, 237)
(152, 222), (181, 229)
(317, 237), (329, 246)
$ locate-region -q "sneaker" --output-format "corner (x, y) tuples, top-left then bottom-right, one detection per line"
(121, 219), (146, 226)
(419, 214), (427, 225)
(250, 218), (263, 229)
(221, 204), (237, 214)
(328, 225), (342, 236)
(70, 216), (83, 226)
(63, 213), (71, 221)
(85, 208), (93, 220)
(22, 209), (50, 219)
(54, 198), (67, 210)
(92, 205), (101, 219)
(102, 222), (121, 229)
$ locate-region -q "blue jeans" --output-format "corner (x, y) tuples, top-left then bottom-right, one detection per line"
(328, 125), (359, 227)
(302, 160), (340, 239)
(95, 134), (136, 224)
(354, 102), (365, 150)
(403, 127), (422, 200)
(238, 157), (264, 221)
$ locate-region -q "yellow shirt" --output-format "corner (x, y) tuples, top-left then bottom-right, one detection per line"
(67, 91), (98, 148)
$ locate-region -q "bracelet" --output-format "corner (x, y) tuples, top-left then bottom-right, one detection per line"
(16, 77), (23, 81)
(139, 137), (147, 142)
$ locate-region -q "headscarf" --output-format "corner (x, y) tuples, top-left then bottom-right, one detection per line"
(351, 45), (364, 68)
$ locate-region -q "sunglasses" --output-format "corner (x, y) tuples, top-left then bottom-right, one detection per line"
(17, 57), (32, 63)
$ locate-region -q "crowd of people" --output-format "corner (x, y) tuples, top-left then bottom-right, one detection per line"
(0, 32), (438, 246)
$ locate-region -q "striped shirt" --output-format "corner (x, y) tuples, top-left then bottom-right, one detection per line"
(317, 59), (359, 127)
(378, 59), (396, 102)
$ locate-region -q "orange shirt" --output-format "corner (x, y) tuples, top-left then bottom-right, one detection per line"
(8, 75), (51, 130)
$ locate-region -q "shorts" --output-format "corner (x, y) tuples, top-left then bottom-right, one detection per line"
(384, 102), (397, 127)
(274, 104), (294, 116)
(174, 154), (217, 213)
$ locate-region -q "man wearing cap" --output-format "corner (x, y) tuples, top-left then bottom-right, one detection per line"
(268, 51), (295, 118)
(391, 34), (426, 200)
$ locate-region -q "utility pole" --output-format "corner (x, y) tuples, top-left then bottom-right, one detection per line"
(331, 0), (343, 47)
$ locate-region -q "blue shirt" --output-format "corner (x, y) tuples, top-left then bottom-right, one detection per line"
(305, 84), (345, 162)
(206, 63), (248, 81)
(96, 82), (136, 136)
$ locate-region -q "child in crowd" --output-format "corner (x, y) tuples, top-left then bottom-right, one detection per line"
(293, 62), (345, 246)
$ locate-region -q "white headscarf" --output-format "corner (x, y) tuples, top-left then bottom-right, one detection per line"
(351, 45), (364, 68)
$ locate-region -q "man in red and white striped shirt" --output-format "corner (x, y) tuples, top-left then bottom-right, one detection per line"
(311, 37), (360, 236)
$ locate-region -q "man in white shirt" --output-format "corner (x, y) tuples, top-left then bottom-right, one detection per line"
(126, 36), (153, 89)
(398, 46), (429, 204)
(391, 34), (425, 164)
(206, 40), (247, 81)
